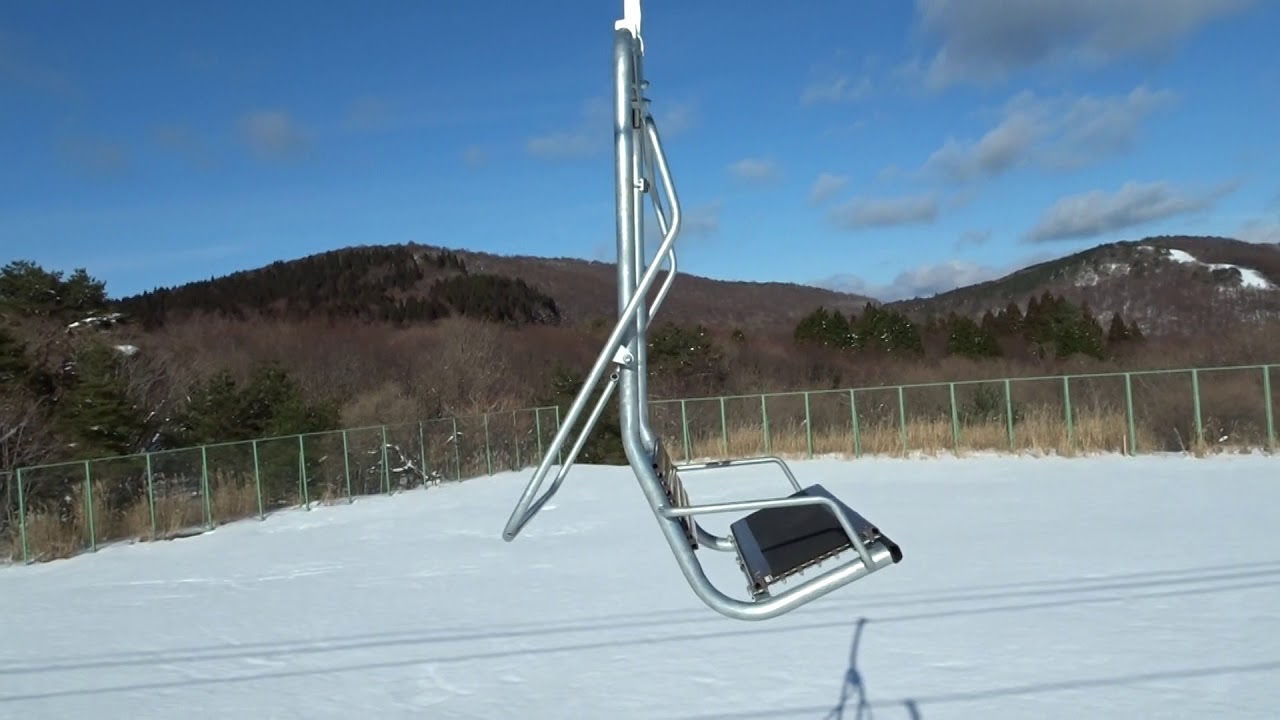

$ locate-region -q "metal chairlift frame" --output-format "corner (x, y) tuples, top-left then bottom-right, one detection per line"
(502, 0), (901, 621)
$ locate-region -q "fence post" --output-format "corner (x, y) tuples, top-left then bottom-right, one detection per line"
(721, 394), (732, 450)
(418, 421), (428, 486)
(1264, 365), (1275, 451)
(252, 439), (264, 518)
(1004, 378), (1014, 450)
(554, 406), (564, 465)
(804, 392), (814, 459)
(535, 409), (544, 461)
(16, 467), (28, 564)
(200, 446), (213, 528)
(680, 399), (691, 463)
(849, 389), (861, 458)
(341, 430), (353, 502)
(452, 417), (462, 480)
(483, 414), (493, 475)
(1190, 369), (1203, 449)
(380, 425), (391, 493)
(897, 386), (907, 456)
(948, 383), (959, 453)
(513, 411), (521, 469)
(1124, 373), (1136, 454)
(83, 461), (97, 552)
(760, 395), (771, 454)
(145, 452), (157, 538)
(1062, 376), (1073, 451)
(297, 435), (310, 509)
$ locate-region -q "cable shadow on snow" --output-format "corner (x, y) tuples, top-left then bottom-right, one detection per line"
(3, 557), (1279, 680)
(678, 659), (1280, 720)
(3, 560), (1280, 705)
(822, 617), (923, 720)
(823, 617), (872, 720)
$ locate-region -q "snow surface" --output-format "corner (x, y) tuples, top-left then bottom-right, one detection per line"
(65, 312), (123, 331)
(1162, 247), (1273, 290)
(3, 454), (1279, 719)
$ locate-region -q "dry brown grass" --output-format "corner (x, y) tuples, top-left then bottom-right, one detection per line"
(655, 405), (1168, 463)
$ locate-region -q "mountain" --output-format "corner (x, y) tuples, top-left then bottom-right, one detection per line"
(885, 236), (1280, 335)
(117, 243), (875, 333)
(110, 234), (1279, 341)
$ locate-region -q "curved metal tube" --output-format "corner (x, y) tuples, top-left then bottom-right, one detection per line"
(676, 455), (804, 494)
(620, 397), (888, 620)
(500, 373), (619, 539)
(501, 27), (682, 542)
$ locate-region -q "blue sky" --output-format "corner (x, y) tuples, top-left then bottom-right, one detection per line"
(2, 0), (1278, 301)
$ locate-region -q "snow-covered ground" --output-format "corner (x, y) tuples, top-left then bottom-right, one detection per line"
(2, 454), (1278, 719)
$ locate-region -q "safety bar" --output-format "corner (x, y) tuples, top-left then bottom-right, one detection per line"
(668, 455), (805, 552)
(675, 455), (805, 494)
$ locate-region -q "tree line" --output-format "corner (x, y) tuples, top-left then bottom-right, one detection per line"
(793, 292), (1144, 361)
(118, 247), (561, 328)
(0, 256), (1179, 481)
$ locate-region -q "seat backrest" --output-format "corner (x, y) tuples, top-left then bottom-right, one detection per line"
(652, 440), (698, 549)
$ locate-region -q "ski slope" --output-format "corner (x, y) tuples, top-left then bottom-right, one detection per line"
(2, 454), (1278, 719)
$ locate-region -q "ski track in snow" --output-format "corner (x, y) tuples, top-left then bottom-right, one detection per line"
(1, 454), (1278, 719)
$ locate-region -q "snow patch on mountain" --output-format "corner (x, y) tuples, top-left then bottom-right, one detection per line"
(1134, 244), (1274, 291)
(1160, 247), (1273, 290)
(1073, 261), (1130, 287)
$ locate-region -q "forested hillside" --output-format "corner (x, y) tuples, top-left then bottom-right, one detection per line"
(2, 235), (1277, 475)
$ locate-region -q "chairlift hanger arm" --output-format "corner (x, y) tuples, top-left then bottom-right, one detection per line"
(501, 0), (902, 620)
(500, 29), (682, 542)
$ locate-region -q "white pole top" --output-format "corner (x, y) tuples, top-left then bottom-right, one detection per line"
(615, 0), (642, 42)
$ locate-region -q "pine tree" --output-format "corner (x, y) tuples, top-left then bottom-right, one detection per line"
(52, 341), (149, 456)
(1106, 313), (1131, 343)
(852, 305), (923, 355)
(648, 321), (727, 389)
(946, 314), (1002, 358)
(0, 327), (29, 386)
(793, 306), (853, 348)
(995, 301), (1024, 335)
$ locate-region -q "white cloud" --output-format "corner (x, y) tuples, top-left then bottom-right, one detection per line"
(461, 145), (488, 168)
(623, 200), (722, 260)
(526, 130), (596, 160)
(0, 29), (75, 98)
(802, 74), (872, 105)
(829, 193), (939, 230)
(238, 110), (308, 161)
(801, 50), (878, 106)
(728, 157), (780, 184)
(57, 136), (130, 177)
(924, 86), (1177, 182)
(956, 228), (992, 248)
(682, 200), (723, 239)
(655, 99), (697, 135)
(1024, 180), (1236, 243)
(526, 97), (610, 161)
(342, 96), (394, 132)
(155, 124), (216, 170)
(809, 172), (849, 205)
(817, 259), (1005, 301)
(1238, 218), (1280, 245)
(914, 0), (1255, 88)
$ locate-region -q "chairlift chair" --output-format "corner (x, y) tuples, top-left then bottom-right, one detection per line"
(502, 0), (902, 621)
